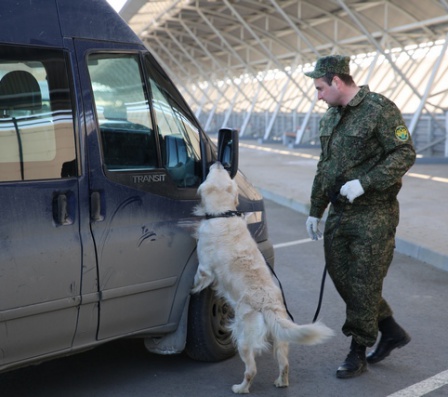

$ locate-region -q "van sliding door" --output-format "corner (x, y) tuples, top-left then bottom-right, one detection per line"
(0, 45), (81, 367)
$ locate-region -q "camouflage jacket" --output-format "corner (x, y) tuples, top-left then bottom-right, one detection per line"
(310, 85), (416, 218)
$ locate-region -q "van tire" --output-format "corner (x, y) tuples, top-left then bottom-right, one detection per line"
(185, 287), (236, 362)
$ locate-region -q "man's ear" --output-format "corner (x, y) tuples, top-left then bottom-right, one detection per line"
(332, 75), (343, 89)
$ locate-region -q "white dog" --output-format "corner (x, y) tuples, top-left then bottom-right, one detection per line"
(191, 162), (333, 394)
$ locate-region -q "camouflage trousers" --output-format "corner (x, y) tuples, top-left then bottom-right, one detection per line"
(324, 199), (399, 347)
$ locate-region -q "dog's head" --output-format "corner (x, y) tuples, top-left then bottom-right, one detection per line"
(194, 162), (239, 216)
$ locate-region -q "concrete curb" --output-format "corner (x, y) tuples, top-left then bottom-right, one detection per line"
(258, 187), (448, 273)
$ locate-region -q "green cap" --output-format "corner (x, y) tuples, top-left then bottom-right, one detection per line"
(304, 55), (351, 78)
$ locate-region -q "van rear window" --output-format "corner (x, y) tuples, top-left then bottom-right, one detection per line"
(0, 46), (76, 182)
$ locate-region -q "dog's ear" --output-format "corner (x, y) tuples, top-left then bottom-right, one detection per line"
(197, 180), (214, 197)
(193, 184), (206, 216)
(196, 183), (203, 197)
(198, 181), (214, 197)
(193, 203), (205, 216)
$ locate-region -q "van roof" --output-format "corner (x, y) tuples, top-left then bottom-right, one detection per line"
(0, 0), (141, 47)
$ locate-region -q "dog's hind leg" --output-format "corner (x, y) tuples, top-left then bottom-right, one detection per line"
(273, 340), (289, 388)
(232, 346), (256, 394)
(231, 310), (266, 394)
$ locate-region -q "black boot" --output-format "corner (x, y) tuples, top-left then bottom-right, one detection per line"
(336, 338), (367, 379)
(366, 316), (410, 364)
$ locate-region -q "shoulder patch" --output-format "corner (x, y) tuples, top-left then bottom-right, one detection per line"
(395, 125), (410, 142)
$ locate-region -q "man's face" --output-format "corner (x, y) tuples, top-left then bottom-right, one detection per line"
(314, 77), (341, 107)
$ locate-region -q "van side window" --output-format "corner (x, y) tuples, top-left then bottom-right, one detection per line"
(87, 54), (157, 171)
(0, 46), (77, 182)
(144, 55), (201, 188)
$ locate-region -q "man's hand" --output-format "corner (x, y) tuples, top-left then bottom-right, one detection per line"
(340, 179), (365, 203)
(306, 216), (322, 241)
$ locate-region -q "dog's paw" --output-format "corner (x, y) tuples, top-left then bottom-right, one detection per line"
(190, 284), (203, 295)
(274, 377), (289, 388)
(231, 383), (250, 394)
(191, 267), (214, 294)
(190, 279), (207, 294)
(274, 367), (289, 388)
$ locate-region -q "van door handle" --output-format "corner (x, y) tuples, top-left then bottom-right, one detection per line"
(53, 193), (73, 226)
(90, 191), (104, 222)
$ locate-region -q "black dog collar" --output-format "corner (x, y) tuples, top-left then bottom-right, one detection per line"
(205, 210), (243, 219)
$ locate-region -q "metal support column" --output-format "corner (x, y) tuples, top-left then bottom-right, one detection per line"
(408, 35), (448, 135)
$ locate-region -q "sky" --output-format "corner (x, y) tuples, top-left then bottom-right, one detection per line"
(107, 0), (126, 12)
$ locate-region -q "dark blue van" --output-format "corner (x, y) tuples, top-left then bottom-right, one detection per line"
(0, 0), (274, 372)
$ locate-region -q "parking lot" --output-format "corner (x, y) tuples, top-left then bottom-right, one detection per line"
(2, 199), (448, 396)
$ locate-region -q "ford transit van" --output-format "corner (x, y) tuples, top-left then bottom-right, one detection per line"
(0, 0), (274, 373)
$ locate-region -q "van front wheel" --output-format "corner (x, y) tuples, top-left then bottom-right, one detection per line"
(185, 287), (235, 362)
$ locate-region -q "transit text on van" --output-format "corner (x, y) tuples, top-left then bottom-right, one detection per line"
(133, 174), (166, 183)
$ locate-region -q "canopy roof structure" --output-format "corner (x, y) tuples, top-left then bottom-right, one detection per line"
(120, 0), (448, 158)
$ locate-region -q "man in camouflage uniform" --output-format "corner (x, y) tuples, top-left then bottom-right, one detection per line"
(304, 55), (415, 379)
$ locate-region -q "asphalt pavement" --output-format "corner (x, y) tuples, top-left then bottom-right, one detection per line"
(3, 200), (447, 396)
(238, 140), (448, 272)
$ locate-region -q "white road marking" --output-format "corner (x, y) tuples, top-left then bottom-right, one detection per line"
(240, 142), (320, 160)
(274, 238), (448, 397)
(407, 172), (448, 184)
(273, 238), (316, 249)
(386, 369), (448, 397)
(240, 142), (448, 185)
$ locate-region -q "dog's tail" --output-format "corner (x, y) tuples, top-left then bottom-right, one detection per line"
(265, 311), (334, 345)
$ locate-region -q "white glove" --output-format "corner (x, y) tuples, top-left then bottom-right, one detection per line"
(306, 216), (322, 241)
(340, 179), (365, 203)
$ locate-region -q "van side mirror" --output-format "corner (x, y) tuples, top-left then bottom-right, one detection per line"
(217, 128), (239, 179)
